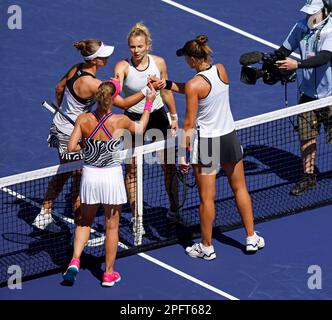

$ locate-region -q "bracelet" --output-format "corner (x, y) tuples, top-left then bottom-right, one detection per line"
(297, 61), (302, 69)
(165, 80), (173, 90)
(144, 101), (153, 111)
(170, 113), (178, 121)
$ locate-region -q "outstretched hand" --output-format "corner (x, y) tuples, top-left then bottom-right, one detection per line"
(146, 81), (156, 102)
(148, 75), (166, 90)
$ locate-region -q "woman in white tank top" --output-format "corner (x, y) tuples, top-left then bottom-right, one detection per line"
(154, 35), (265, 260)
(114, 22), (180, 228)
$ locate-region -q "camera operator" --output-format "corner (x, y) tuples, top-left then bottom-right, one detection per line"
(276, 0), (332, 196)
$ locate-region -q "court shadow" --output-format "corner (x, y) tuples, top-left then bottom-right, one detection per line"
(176, 223), (199, 250)
(244, 145), (318, 182)
(0, 198), (73, 274)
(213, 229), (246, 253)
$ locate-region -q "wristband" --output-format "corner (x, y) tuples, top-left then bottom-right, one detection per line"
(170, 113), (178, 121)
(110, 79), (121, 98)
(102, 79), (121, 98)
(165, 80), (173, 90)
(144, 101), (153, 111)
(297, 61), (302, 69)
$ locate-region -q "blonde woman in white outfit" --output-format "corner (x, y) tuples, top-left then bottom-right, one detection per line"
(114, 22), (179, 230)
(155, 35), (265, 260)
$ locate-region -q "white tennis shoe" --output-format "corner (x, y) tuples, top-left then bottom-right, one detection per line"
(246, 232), (265, 252)
(32, 208), (61, 233)
(185, 243), (216, 260)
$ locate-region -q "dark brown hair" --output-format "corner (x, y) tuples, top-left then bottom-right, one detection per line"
(73, 39), (102, 57)
(179, 35), (212, 61)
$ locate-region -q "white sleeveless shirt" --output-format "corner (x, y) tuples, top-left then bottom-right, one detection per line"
(195, 65), (235, 138)
(53, 67), (96, 136)
(123, 55), (163, 114)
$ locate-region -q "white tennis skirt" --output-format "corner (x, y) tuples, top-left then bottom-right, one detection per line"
(80, 165), (127, 205)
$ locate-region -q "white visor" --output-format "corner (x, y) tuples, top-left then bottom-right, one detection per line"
(84, 42), (114, 60)
(300, 0), (324, 15)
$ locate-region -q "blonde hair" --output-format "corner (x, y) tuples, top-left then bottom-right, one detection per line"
(127, 22), (152, 51)
(183, 35), (212, 62)
(95, 82), (116, 112)
(73, 39), (102, 58)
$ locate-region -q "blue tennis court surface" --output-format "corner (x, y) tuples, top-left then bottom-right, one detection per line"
(0, 0), (332, 301)
(1, 205), (331, 300)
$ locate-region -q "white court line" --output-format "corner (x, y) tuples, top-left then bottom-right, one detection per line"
(161, 0), (301, 59)
(138, 252), (239, 300)
(3, 186), (238, 299)
(1, 186), (128, 249)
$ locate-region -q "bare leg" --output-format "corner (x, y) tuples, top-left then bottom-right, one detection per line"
(193, 165), (216, 247)
(71, 169), (82, 221)
(42, 157), (76, 210)
(125, 162), (136, 216)
(72, 204), (98, 259)
(161, 163), (178, 212)
(222, 160), (254, 237)
(104, 204), (121, 274)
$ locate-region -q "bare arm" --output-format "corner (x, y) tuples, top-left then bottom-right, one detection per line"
(112, 91), (146, 110)
(115, 85), (156, 134)
(155, 56), (178, 133)
(67, 115), (84, 152)
(55, 64), (81, 107)
(168, 81), (186, 94)
(148, 75), (186, 94)
(180, 80), (199, 172)
(183, 81), (199, 144)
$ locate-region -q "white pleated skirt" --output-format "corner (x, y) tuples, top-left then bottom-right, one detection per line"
(80, 165), (127, 205)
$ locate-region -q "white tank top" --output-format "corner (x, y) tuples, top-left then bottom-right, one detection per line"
(123, 55), (163, 114)
(195, 65), (235, 138)
(53, 67), (96, 136)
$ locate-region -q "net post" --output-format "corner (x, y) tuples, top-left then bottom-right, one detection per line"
(134, 151), (144, 246)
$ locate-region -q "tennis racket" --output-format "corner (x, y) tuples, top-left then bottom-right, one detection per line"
(169, 166), (196, 213)
(41, 101), (75, 126)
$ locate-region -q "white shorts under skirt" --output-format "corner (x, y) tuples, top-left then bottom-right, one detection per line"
(80, 165), (127, 205)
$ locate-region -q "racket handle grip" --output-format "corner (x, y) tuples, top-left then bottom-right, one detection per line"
(41, 101), (56, 114)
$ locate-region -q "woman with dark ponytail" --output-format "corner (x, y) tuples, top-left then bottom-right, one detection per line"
(155, 35), (265, 260)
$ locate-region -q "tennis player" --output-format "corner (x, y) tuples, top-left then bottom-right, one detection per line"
(33, 39), (154, 232)
(63, 80), (155, 286)
(114, 22), (179, 232)
(153, 35), (265, 260)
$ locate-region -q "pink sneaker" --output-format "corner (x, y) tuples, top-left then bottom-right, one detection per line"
(63, 258), (80, 283)
(101, 271), (121, 287)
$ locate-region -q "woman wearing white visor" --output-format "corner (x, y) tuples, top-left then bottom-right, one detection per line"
(33, 39), (151, 232)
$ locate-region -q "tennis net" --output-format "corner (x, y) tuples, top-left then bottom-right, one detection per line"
(1, 96), (332, 286)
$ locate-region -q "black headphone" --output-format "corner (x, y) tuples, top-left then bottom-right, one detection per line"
(322, 0), (332, 17)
